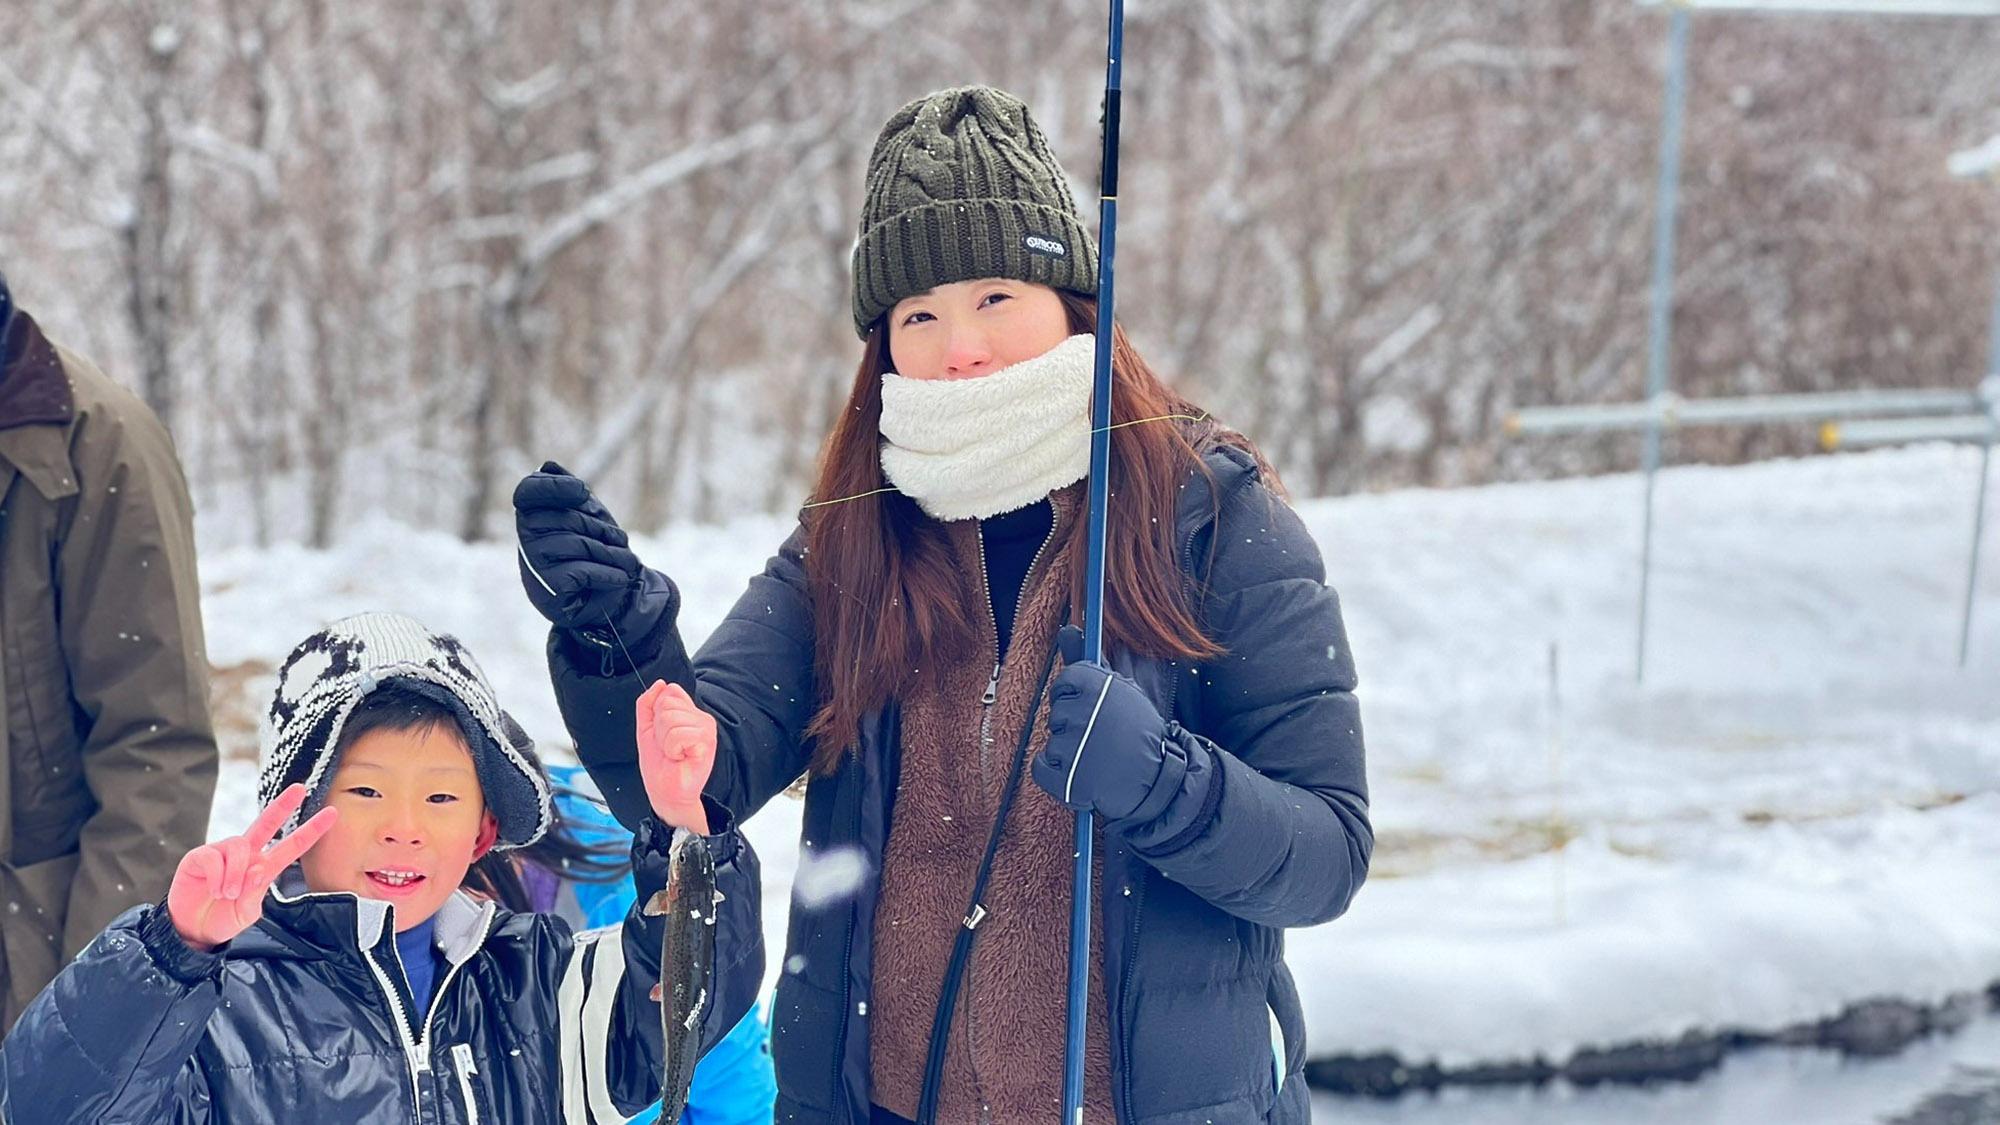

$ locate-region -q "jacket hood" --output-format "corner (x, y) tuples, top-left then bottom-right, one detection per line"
(1174, 442), (1262, 546)
(0, 311), (75, 433)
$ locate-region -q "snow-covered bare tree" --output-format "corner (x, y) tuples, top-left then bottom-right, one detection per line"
(1, 0), (1995, 543)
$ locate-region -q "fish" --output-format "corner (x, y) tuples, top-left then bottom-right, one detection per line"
(644, 829), (718, 1121)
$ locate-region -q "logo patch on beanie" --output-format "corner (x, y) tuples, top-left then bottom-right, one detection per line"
(1023, 233), (1068, 259)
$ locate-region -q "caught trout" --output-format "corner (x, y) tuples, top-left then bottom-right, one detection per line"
(644, 829), (718, 1120)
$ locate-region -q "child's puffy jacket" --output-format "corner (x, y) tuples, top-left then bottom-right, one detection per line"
(545, 764), (776, 1125)
(0, 804), (761, 1125)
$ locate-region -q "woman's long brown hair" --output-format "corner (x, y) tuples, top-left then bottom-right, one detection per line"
(801, 292), (1267, 774)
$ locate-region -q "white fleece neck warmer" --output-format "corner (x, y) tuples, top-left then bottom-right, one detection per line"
(878, 333), (1096, 522)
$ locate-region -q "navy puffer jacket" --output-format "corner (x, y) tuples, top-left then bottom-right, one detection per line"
(0, 808), (761, 1125)
(548, 444), (1372, 1124)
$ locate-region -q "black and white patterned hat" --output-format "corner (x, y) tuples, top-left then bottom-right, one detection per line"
(257, 612), (552, 848)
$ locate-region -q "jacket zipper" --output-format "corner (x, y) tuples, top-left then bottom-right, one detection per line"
(426, 914), (497, 1121)
(828, 771), (861, 1125)
(1116, 506), (1205, 1123)
(1117, 871), (1149, 1123)
(974, 529), (1001, 780)
(364, 905), (498, 1123)
(363, 945), (427, 1119)
(418, 908), (494, 1058)
(965, 511), (1058, 1114)
(972, 515), (1059, 777)
(837, 911), (858, 1120)
(452, 1043), (482, 1125)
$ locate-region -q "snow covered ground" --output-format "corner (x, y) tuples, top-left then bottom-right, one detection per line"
(1284, 443), (2000, 1075)
(195, 443), (2000, 1087)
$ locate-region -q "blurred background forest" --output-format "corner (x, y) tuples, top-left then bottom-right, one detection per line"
(2, 0), (1996, 546)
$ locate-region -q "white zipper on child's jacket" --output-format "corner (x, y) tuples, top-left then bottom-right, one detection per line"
(364, 906), (498, 1120)
(363, 946), (427, 1114)
(452, 1043), (482, 1125)
(419, 912), (492, 1057)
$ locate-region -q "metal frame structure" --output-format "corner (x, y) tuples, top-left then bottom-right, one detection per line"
(1832, 135), (2000, 666)
(1508, 0), (2000, 679)
(1505, 388), (1983, 435)
(1822, 141), (2000, 667)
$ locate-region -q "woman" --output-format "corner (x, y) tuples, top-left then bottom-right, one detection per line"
(517, 85), (1370, 1125)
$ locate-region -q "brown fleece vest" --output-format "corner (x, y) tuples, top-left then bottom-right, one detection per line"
(870, 485), (1116, 1124)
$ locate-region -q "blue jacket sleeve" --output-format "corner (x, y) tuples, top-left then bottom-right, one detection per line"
(547, 528), (819, 834)
(551, 798), (763, 1120)
(1113, 476), (1373, 928)
(0, 904), (217, 1123)
(679, 1004), (777, 1125)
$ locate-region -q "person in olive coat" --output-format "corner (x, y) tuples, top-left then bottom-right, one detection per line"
(0, 270), (218, 1032)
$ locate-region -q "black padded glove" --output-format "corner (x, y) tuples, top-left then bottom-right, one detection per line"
(1033, 626), (1183, 824)
(514, 462), (677, 652)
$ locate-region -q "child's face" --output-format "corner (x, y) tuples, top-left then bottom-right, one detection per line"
(298, 722), (499, 932)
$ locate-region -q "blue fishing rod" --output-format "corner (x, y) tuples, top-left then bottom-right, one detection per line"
(1068, 2), (1122, 1121)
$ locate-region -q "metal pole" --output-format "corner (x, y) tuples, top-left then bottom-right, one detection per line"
(1963, 441), (1992, 667)
(1648, 0), (2000, 13)
(1069, 2), (1122, 1120)
(1508, 387), (1984, 435)
(1637, 5), (1691, 684)
(1825, 414), (1998, 446)
(1960, 274), (2000, 667)
(1548, 641), (1567, 926)
(1990, 265), (2000, 365)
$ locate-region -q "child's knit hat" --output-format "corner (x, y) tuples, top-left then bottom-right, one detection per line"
(257, 612), (552, 848)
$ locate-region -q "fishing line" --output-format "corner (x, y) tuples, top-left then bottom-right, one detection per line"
(521, 540), (653, 692)
(605, 616), (649, 692)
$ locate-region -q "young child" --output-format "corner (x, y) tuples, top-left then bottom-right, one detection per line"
(0, 611), (761, 1124)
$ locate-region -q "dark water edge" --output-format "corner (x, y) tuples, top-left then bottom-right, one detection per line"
(1309, 1001), (2000, 1125)
(1885, 1066), (2000, 1125)
(1308, 984), (1999, 1098)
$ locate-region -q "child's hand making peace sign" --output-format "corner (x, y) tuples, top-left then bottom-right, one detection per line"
(167, 784), (338, 952)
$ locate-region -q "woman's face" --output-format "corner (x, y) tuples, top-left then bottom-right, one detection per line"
(887, 278), (1071, 381)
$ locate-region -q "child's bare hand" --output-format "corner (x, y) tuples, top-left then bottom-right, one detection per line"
(636, 681), (715, 834)
(168, 784), (337, 952)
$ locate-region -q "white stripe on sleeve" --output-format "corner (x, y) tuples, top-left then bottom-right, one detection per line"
(581, 926), (631, 1125)
(557, 926), (620, 1125)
